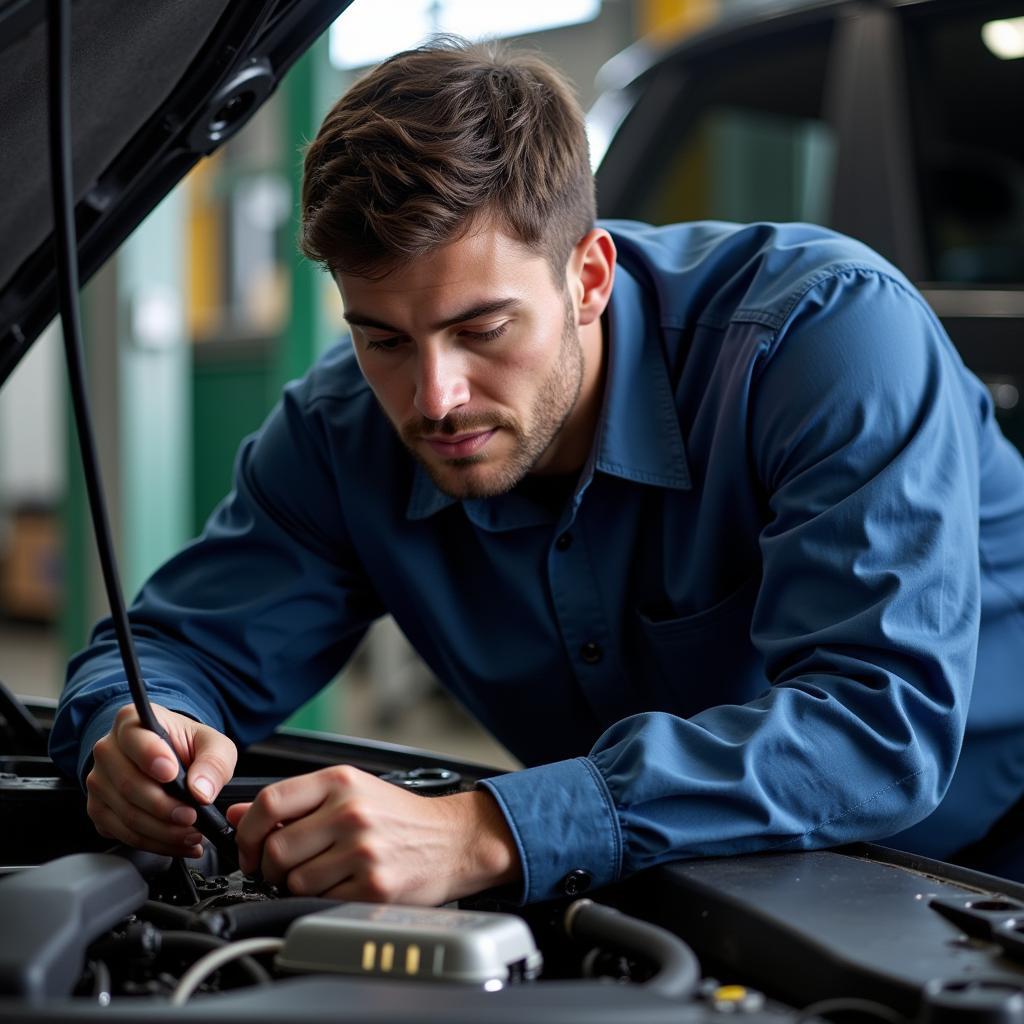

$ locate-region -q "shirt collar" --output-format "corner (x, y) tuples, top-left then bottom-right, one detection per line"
(591, 259), (691, 491)
(407, 466), (457, 521)
(406, 260), (691, 523)
(406, 464), (558, 529)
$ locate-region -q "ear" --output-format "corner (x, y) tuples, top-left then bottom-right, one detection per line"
(568, 228), (616, 328)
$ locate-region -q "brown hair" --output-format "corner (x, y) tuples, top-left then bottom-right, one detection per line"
(299, 37), (595, 282)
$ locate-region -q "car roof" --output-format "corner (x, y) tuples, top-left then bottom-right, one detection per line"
(0, 0), (352, 386)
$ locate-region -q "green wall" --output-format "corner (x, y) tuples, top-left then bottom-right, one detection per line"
(191, 351), (276, 532)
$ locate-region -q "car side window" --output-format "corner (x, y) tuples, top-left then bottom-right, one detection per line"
(628, 27), (837, 227)
(904, 2), (1024, 285)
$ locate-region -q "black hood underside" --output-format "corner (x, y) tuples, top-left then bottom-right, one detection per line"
(0, 0), (352, 385)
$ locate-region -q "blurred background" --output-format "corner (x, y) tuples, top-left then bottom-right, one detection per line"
(1, 0), (1022, 768)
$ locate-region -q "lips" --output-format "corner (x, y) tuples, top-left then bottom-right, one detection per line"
(422, 429), (497, 459)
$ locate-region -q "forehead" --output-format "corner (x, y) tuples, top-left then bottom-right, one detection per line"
(334, 224), (555, 324)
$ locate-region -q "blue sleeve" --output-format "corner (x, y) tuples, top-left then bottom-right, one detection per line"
(49, 379), (384, 784)
(484, 268), (983, 903)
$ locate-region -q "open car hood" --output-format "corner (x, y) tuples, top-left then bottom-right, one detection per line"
(0, 0), (353, 387)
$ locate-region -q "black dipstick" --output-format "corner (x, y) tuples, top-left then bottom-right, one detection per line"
(46, 0), (238, 872)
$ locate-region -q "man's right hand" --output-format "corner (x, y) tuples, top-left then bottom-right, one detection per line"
(85, 703), (237, 858)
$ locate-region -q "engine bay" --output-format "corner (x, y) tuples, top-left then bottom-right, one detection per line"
(6, 692), (1024, 1023)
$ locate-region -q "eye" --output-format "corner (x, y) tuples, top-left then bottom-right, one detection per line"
(364, 335), (406, 352)
(461, 323), (508, 342)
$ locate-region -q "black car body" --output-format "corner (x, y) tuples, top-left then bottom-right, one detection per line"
(592, 0), (1024, 446)
(4, 1), (1024, 1021)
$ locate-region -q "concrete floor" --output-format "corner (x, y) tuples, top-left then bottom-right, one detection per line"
(0, 622), (519, 771)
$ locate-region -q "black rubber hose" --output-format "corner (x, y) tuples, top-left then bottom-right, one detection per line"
(137, 900), (200, 932)
(202, 897), (338, 939)
(564, 899), (701, 1000)
(158, 932), (272, 988)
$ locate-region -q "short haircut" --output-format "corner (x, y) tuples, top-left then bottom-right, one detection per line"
(299, 36), (596, 283)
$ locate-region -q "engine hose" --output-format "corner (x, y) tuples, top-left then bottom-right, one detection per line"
(201, 897), (339, 939)
(138, 900), (200, 931)
(158, 932), (272, 988)
(564, 899), (701, 1000)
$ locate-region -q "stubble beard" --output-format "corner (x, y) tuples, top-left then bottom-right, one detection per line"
(397, 298), (584, 500)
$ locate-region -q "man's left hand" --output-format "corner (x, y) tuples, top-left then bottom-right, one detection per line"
(227, 765), (521, 904)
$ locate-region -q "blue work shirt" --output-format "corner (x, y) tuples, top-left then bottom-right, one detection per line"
(51, 221), (1024, 903)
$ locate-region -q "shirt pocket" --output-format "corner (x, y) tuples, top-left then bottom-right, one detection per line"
(635, 575), (764, 716)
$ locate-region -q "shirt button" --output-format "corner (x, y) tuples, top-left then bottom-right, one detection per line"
(580, 641), (603, 664)
(555, 532), (573, 551)
(561, 869), (592, 897)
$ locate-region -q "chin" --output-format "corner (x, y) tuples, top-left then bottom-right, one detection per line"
(430, 458), (525, 500)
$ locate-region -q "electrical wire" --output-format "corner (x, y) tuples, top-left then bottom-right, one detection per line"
(160, 932), (272, 988)
(87, 959), (111, 1007)
(46, 0), (238, 870)
(169, 937), (284, 1005)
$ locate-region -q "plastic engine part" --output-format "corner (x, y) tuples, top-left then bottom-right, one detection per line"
(276, 903), (542, 985)
(0, 853), (147, 1000)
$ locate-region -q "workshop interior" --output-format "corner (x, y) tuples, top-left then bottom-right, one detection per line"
(2, 0), (1024, 1020)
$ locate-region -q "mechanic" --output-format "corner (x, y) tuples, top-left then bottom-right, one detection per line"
(51, 39), (1024, 905)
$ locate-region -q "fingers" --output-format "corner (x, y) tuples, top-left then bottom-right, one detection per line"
(85, 768), (206, 856)
(88, 732), (200, 853)
(87, 789), (205, 859)
(278, 813), (380, 899)
(186, 727), (238, 805)
(111, 704), (180, 784)
(254, 806), (338, 887)
(288, 844), (362, 899)
(234, 770), (338, 875)
(273, 810), (412, 902)
(225, 802), (251, 827)
(91, 731), (190, 821)
(233, 798), (371, 895)
(86, 702), (235, 857)
(231, 766), (416, 899)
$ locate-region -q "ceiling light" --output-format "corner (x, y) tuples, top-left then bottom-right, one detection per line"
(982, 17), (1024, 60)
(330, 0), (601, 71)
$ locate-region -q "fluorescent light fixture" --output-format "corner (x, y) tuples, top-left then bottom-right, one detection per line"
(982, 16), (1024, 60)
(330, 0), (601, 70)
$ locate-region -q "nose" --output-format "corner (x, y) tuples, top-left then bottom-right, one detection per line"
(413, 345), (470, 422)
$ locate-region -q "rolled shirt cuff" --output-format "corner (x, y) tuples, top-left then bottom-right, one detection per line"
(478, 756), (623, 904)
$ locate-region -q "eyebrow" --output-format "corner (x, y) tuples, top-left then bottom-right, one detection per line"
(343, 298), (521, 334)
